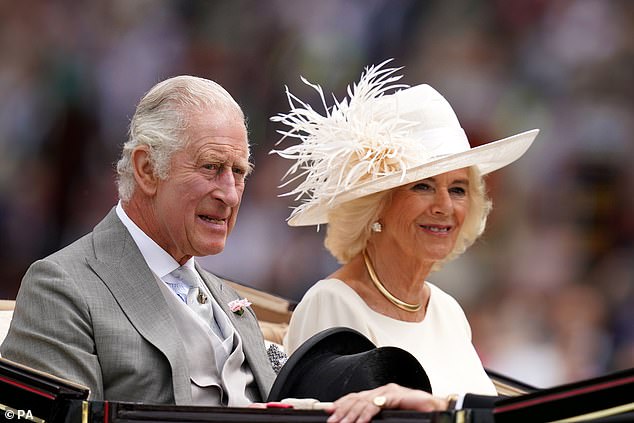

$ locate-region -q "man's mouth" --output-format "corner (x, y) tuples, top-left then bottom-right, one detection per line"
(199, 215), (226, 225)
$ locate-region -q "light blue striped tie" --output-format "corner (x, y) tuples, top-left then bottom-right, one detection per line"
(167, 266), (222, 337)
(166, 279), (190, 303)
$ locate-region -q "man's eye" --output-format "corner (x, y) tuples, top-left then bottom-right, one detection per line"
(203, 164), (219, 171)
(233, 167), (248, 182)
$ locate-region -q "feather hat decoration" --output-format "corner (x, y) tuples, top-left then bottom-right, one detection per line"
(271, 60), (539, 227)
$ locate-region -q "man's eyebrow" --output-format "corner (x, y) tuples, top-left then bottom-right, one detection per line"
(197, 149), (249, 164)
(219, 156), (253, 177)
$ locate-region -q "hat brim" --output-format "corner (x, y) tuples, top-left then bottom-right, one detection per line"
(288, 129), (539, 226)
(267, 327), (431, 402)
(267, 327), (374, 402)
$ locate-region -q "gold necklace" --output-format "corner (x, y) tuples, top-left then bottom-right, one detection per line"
(362, 250), (422, 313)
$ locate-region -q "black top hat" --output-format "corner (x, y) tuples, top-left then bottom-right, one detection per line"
(267, 327), (432, 402)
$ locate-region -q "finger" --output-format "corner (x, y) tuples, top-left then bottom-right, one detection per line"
(354, 403), (382, 423)
(327, 395), (360, 422)
(328, 396), (380, 423)
(344, 399), (379, 423)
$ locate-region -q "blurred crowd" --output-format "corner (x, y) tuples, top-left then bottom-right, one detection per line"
(1, 0), (632, 388)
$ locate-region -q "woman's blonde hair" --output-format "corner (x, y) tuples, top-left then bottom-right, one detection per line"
(325, 190), (393, 264)
(324, 167), (492, 271)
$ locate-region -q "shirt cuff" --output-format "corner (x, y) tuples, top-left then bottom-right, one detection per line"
(455, 393), (466, 410)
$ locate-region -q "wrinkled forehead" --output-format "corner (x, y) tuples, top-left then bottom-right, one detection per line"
(186, 107), (249, 151)
(194, 140), (250, 162)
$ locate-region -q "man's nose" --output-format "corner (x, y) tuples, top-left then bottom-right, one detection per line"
(214, 168), (240, 207)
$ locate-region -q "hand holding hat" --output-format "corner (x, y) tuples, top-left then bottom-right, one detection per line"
(267, 327), (431, 403)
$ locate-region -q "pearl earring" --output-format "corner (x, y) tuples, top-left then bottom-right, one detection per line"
(371, 222), (382, 233)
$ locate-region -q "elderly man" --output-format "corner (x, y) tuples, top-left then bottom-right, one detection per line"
(1, 76), (275, 405)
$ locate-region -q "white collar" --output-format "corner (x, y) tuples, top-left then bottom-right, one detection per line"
(115, 201), (195, 279)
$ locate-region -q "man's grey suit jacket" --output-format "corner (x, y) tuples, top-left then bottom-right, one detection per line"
(0, 208), (276, 404)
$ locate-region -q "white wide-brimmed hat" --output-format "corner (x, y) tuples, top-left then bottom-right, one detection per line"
(271, 61), (539, 226)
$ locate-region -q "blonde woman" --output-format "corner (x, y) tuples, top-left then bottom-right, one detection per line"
(271, 61), (539, 416)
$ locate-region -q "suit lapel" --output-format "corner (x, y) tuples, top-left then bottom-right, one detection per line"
(86, 209), (192, 404)
(196, 264), (275, 399)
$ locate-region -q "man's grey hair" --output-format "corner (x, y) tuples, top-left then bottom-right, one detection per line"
(116, 75), (248, 202)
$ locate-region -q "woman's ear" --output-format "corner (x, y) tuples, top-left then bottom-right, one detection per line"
(131, 146), (158, 196)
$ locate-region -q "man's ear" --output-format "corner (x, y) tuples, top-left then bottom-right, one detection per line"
(131, 146), (158, 196)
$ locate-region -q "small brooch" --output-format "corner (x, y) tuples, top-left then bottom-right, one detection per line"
(197, 291), (208, 304)
(228, 298), (252, 316)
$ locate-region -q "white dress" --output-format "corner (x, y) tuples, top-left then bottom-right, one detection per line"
(284, 279), (497, 397)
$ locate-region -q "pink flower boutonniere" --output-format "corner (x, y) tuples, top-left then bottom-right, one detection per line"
(228, 298), (252, 316)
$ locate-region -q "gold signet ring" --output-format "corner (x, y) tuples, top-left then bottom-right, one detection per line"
(372, 396), (387, 408)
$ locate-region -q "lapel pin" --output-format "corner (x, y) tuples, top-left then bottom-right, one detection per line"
(197, 291), (208, 304)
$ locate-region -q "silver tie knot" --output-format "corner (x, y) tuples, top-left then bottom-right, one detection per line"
(169, 266), (208, 305)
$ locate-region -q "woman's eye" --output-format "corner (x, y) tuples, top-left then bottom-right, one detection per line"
(449, 186), (466, 196)
(413, 183), (431, 191)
